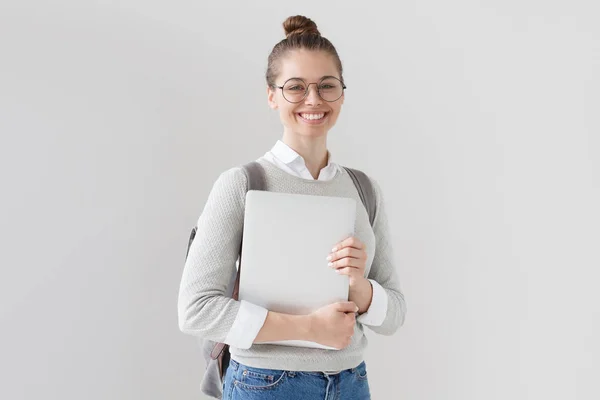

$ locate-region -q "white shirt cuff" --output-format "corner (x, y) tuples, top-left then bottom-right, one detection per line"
(357, 279), (388, 327)
(224, 300), (268, 349)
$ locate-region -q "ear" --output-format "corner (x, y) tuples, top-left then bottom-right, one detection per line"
(267, 86), (278, 110)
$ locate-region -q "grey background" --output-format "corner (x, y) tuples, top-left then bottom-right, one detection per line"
(1, 1), (599, 399)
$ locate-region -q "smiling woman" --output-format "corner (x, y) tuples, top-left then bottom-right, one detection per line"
(266, 19), (347, 143)
(178, 14), (407, 400)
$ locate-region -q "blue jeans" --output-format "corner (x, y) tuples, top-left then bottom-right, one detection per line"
(222, 358), (371, 399)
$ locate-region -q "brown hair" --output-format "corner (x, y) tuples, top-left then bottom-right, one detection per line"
(265, 15), (344, 88)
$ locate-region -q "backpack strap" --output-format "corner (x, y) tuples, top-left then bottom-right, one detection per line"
(185, 227), (196, 261)
(343, 166), (377, 226)
(243, 160), (267, 192)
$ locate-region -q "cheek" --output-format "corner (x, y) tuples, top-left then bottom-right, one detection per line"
(284, 108), (299, 120)
(328, 108), (342, 122)
(277, 108), (297, 125)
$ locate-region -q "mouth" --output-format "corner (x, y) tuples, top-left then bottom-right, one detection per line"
(297, 112), (329, 125)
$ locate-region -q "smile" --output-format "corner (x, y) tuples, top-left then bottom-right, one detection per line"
(297, 112), (329, 123)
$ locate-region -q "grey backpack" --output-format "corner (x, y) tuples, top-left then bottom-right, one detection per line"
(185, 160), (377, 399)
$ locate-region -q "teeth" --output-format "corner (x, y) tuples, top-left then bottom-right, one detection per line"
(300, 113), (325, 120)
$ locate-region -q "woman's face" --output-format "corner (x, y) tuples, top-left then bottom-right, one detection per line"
(267, 50), (344, 140)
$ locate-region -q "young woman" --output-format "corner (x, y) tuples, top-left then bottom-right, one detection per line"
(178, 15), (407, 400)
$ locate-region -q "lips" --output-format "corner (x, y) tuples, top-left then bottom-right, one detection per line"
(297, 112), (329, 123)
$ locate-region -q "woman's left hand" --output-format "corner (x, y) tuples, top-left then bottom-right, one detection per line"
(327, 236), (367, 286)
(327, 236), (373, 313)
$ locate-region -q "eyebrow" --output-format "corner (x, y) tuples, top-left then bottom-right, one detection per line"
(287, 75), (340, 81)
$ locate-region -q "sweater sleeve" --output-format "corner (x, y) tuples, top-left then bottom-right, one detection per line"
(361, 177), (407, 335)
(356, 279), (388, 326)
(177, 167), (268, 348)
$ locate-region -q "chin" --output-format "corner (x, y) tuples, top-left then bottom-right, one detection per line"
(298, 126), (328, 138)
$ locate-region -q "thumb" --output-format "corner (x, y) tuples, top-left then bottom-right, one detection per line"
(336, 301), (359, 313)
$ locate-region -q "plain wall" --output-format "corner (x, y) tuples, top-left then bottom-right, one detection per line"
(1, 1), (598, 399)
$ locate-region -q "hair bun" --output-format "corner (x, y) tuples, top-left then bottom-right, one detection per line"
(283, 15), (321, 38)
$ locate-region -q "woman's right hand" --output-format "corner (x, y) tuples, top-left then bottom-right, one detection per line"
(308, 301), (358, 349)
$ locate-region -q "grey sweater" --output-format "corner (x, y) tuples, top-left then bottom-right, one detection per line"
(178, 157), (406, 371)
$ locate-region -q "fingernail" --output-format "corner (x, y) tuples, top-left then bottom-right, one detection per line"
(326, 255), (332, 261)
(328, 262), (334, 267)
(332, 246), (338, 252)
(355, 306), (359, 312)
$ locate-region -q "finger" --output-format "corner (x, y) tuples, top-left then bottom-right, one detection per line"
(333, 236), (364, 251)
(332, 235), (365, 252)
(335, 266), (360, 277)
(329, 257), (361, 269)
(336, 301), (359, 313)
(327, 247), (362, 262)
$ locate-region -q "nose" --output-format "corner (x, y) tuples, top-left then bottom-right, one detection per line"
(304, 83), (322, 106)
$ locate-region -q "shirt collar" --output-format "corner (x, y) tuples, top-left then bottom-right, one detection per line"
(271, 139), (303, 164)
(270, 139), (339, 170)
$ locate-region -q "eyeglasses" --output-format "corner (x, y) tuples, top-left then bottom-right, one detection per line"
(273, 76), (346, 103)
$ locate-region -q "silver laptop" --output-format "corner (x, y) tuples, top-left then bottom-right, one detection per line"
(238, 190), (357, 350)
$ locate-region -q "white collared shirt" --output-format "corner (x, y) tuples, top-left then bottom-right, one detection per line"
(263, 139), (343, 181)
(224, 140), (389, 351)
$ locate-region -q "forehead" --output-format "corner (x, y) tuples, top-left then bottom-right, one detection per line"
(278, 49), (340, 82)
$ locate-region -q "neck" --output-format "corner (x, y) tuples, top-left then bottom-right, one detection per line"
(281, 131), (329, 180)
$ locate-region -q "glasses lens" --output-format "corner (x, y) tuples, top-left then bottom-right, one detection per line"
(282, 79), (307, 103)
(318, 77), (344, 102)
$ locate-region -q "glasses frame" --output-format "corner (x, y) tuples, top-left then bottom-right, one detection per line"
(273, 76), (347, 103)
